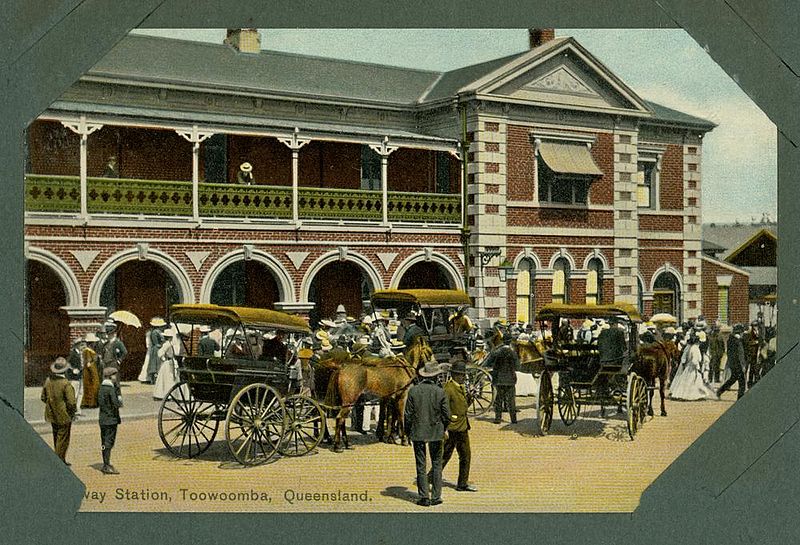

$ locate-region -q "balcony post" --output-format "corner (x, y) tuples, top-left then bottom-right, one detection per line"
(279, 128), (310, 224)
(177, 126), (212, 222)
(369, 136), (397, 226)
(62, 116), (102, 220)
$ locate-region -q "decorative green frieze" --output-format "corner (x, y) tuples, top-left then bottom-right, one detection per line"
(25, 175), (81, 213)
(199, 183), (292, 218)
(297, 187), (382, 221)
(87, 177), (193, 216)
(388, 191), (461, 223)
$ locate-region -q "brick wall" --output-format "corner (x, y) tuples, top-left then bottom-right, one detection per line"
(659, 144), (684, 210)
(227, 135), (292, 185)
(590, 132), (615, 205)
(28, 120), (80, 175)
(638, 249), (683, 286)
(507, 207), (614, 229)
(701, 258), (750, 325)
(639, 213), (684, 232)
(506, 125), (535, 201)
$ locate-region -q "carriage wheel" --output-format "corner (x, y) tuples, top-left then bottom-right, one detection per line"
(158, 381), (220, 458)
(225, 383), (286, 466)
(557, 383), (579, 426)
(636, 376), (649, 425)
(466, 366), (494, 417)
(626, 374), (641, 440)
(537, 370), (554, 435)
(278, 394), (326, 457)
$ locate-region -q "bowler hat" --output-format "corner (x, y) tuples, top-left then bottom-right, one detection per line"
(50, 357), (69, 375)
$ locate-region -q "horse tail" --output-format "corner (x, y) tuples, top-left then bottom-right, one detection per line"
(324, 369), (342, 411)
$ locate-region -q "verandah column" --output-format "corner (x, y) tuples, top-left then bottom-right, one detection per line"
(177, 126), (213, 222)
(279, 128), (310, 224)
(62, 116), (102, 220)
(370, 136), (398, 226)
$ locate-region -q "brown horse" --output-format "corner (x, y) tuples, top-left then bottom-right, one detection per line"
(634, 340), (679, 417)
(317, 353), (417, 452)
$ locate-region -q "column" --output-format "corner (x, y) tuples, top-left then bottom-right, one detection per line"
(62, 116), (102, 219)
(279, 128), (310, 224)
(683, 141), (703, 320)
(369, 136), (397, 226)
(612, 129), (640, 306)
(62, 306), (108, 343)
(177, 126), (213, 222)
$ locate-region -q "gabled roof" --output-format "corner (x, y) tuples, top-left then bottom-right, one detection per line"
(703, 223), (777, 261)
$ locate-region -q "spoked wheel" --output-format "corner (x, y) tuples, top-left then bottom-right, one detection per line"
(466, 366), (494, 417)
(557, 383), (579, 426)
(537, 370), (554, 435)
(158, 381), (220, 458)
(278, 394), (326, 457)
(626, 373), (644, 440)
(636, 377), (649, 425)
(225, 383), (286, 465)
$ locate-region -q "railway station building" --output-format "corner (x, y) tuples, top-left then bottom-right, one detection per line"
(24, 28), (727, 383)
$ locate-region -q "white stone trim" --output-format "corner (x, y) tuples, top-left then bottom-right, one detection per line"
(26, 246), (83, 307)
(649, 264), (685, 293)
(87, 247), (195, 307)
(389, 251), (464, 290)
(300, 250), (384, 303)
(582, 248), (610, 271)
(547, 248), (578, 271)
(199, 249), (295, 304)
(512, 249), (543, 271)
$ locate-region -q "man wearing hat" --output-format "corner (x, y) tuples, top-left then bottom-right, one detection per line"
(198, 325), (219, 357)
(80, 332), (101, 408)
(102, 321), (127, 386)
(402, 311), (426, 348)
(98, 367), (123, 474)
(334, 304), (348, 326)
(707, 323), (724, 384)
(144, 317), (167, 383)
(67, 337), (86, 415)
(236, 162), (254, 185)
(441, 359), (477, 492)
(744, 320), (764, 388)
(40, 357), (77, 465)
(718, 324), (747, 400)
(483, 333), (520, 424)
(404, 361), (451, 507)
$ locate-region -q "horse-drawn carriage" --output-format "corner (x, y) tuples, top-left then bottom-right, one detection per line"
(156, 304), (325, 465)
(533, 303), (650, 440)
(369, 289), (494, 416)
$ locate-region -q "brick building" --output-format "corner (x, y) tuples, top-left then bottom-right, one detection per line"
(24, 29), (721, 384)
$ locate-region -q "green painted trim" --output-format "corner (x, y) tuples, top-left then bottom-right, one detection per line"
(199, 182), (292, 218)
(24, 174), (80, 213)
(298, 186), (382, 220)
(88, 177), (193, 216)
(387, 191), (461, 223)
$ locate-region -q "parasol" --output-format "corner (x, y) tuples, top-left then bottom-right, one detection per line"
(108, 310), (142, 328)
(650, 313), (678, 326)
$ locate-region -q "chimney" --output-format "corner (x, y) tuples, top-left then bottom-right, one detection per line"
(528, 28), (555, 49)
(224, 28), (261, 54)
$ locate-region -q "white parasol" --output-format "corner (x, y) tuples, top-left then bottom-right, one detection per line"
(108, 310), (142, 328)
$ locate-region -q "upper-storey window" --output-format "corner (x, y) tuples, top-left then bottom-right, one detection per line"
(534, 138), (602, 206)
(635, 146), (664, 210)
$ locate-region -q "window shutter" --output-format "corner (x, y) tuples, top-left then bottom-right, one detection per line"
(586, 269), (598, 305)
(718, 286), (729, 324)
(516, 268), (531, 322)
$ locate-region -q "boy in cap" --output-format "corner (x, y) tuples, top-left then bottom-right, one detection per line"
(40, 357), (77, 465)
(98, 367), (123, 474)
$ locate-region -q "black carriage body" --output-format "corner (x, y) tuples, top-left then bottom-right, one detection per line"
(178, 355), (290, 405)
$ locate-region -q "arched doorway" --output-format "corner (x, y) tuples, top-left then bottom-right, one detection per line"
(653, 271), (681, 320)
(99, 261), (181, 381)
(397, 261), (454, 290)
(209, 261), (280, 308)
(308, 261), (373, 327)
(25, 260), (70, 385)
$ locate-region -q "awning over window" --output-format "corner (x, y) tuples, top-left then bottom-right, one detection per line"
(538, 141), (603, 176)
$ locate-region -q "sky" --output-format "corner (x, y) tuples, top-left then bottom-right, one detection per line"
(131, 28), (777, 225)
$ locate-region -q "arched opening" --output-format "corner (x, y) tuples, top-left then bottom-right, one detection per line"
(25, 260), (70, 385)
(552, 257), (571, 304)
(515, 258), (535, 323)
(209, 261), (280, 308)
(586, 258), (603, 305)
(308, 261), (373, 328)
(653, 271), (681, 320)
(99, 261), (181, 381)
(397, 261), (454, 290)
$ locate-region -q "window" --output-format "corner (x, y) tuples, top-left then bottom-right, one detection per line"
(203, 134), (228, 183)
(516, 258), (535, 323)
(360, 145), (381, 190)
(636, 160), (656, 208)
(435, 151), (451, 194)
(586, 258), (603, 305)
(552, 258), (570, 304)
(718, 285), (730, 324)
(538, 156), (590, 205)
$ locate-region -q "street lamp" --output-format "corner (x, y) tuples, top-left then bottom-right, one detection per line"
(498, 257), (516, 282)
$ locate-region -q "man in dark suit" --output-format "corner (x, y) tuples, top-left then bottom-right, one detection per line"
(198, 325), (220, 357)
(98, 367), (123, 474)
(597, 318), (626, 365)
(483, 332), (520, 424)
(102, 322), (128, 385)
(404, 361), (451, 507)
(718, 324), (747, 400)
(441, 360), (477, 492)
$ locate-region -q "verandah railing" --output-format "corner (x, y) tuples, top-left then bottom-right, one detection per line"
(25, 175), (461, 224)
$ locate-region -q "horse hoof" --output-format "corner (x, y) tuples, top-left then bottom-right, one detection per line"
(661, 411), (667, 417)
(647, 408), (654, 417)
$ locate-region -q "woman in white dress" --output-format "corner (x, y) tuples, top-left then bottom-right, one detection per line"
(153, 327), (178, 400)
(670, 333), (718, 401)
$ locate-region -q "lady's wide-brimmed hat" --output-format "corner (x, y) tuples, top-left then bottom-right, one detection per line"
(50, 357), (69, 375)
(240, 162), (253, 173)
(150, 317), (166, 327)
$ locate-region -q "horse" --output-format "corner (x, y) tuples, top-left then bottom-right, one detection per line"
(316, 352), (417, 452)
(633, 340), (679, 417)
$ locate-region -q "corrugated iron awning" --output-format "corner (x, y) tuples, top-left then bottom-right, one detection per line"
(539, 141), (603, 176)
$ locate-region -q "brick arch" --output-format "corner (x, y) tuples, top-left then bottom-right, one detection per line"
(300, 251), (383, 303)
(199, 249), (295, 304)
(650, 264), (684, 293)
(26, 247), (82, 307)
(512, 249), (543, 271)
(87, 248), (194, 307)
(389, 252), (464, 290)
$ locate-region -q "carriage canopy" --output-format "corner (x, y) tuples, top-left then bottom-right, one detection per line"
(169, 304), (311, 333)
(535, 303), (642, 322)
(370, 289), (471, 309)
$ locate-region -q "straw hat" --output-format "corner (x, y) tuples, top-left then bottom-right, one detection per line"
(664, 326), (676, 335)
(84, 332), (99, 343)
(320, 319), (336, 329)
(362, 315), (374, 325)
(240, 162), (253, 173)
(346, 316), (356, 324)
(320, 339), (333, 351)
(198, 324), (211, 333)
(50, 357), (69, 375)
(150, 317), (166, 327)
(582, 319), (593, 329)
(298, 348), (314, 360)
(335, 304), (346, 314)
(419, 361), (449, 378)
(390, 339), (406, 349)
(517, 333), (531, 342)
(315, 330), (330, 341)
(163, 327), (175, 338)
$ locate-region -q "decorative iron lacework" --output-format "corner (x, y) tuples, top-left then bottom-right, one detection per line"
(199, 183), (292, 218)
(387, 192), (461, 223)
(297, 187), (382, 221)
(25, 175), (81, 213)
(87, 177), (193, 216)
